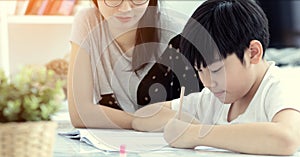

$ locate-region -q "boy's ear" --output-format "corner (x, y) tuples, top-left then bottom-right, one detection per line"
(248, 40), (263, 64)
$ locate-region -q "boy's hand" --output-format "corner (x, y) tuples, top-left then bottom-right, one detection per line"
(163, 118), (201, 148)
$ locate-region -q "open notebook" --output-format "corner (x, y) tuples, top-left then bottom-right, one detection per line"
(59, 129), (231, 153)
(59, 129), (173, 152)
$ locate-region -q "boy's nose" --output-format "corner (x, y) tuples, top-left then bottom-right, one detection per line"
(201, 75), (217, 88)
(203, 79), (217, 88)
(118, 0), (132, 12)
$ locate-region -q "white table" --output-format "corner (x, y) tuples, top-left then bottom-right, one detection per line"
(52, 114), (300, 157)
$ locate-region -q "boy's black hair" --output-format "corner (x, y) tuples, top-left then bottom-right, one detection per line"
(180, 0), (270, 69)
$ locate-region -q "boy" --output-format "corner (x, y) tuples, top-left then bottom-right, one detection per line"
(132, 0), (300, 155)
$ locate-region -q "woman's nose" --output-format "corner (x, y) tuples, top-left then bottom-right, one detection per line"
(118, 0), (132, 12)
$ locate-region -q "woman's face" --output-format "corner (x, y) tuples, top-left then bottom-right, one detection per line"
(98, 0), (150, 29)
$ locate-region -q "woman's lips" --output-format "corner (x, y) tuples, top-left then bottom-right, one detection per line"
(115, 16), (132, 23)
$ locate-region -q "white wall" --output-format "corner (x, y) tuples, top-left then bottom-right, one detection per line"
(163, 1), (204, 17)
(160, 1), (205, 32)
(2, 1), (204, 75)
(0, 4), (10, 74)
(8, 23), (71, 75)
(0, 18), (2, 69)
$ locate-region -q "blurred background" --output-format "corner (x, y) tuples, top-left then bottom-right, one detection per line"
(0, 0), (203, 77)
(0, 0), (300, 77)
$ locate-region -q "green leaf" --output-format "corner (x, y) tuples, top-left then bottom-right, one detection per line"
(0, 66), (64, 122)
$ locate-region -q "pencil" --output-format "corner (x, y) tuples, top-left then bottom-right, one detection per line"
(178, 86), (185, 120)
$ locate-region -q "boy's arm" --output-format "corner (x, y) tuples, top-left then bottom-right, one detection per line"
(164, 109), (300, 155)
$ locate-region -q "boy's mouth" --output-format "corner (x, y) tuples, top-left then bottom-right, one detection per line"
(213, 91), (225, 98)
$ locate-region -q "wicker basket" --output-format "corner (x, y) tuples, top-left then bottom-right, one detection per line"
(0, 121), (57, 157)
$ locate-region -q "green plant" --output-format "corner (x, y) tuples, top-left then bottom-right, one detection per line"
(0, 66), (65, 122)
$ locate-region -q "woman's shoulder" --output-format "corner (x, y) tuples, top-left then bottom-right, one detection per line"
(70, 7), (102, 52)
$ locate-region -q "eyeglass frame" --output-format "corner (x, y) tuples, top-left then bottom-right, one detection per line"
(103, 0), (149, 7)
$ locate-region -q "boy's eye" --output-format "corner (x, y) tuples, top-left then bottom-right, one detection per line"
(211, 67), (223, 73)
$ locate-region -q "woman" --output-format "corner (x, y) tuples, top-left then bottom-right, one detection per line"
(67, 0), (202, 129)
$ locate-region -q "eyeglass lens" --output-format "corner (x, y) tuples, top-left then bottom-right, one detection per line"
(104, 0), (148, 7)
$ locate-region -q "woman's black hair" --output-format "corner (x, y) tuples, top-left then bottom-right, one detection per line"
(132, 0), (160, 71)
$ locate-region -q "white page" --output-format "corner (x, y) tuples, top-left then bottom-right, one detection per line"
(77, 129), (171, 152)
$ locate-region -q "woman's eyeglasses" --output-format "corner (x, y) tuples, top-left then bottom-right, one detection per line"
(104, 0), (149, 7)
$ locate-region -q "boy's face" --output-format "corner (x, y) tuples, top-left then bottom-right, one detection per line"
(196, 53), (255, 104)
